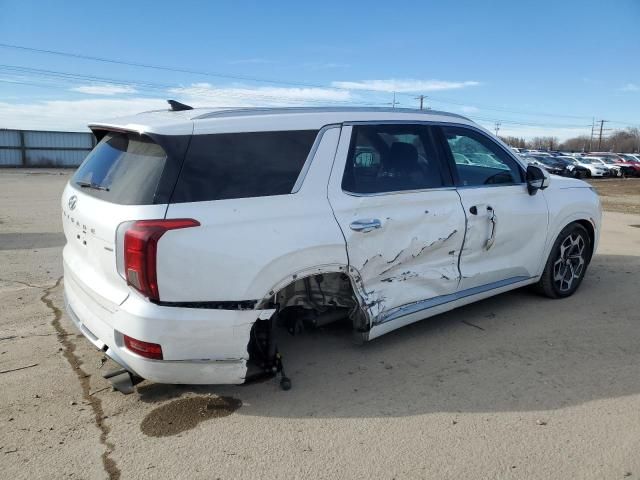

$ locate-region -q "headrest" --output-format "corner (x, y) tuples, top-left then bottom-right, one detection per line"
(387, 142), (419, 170)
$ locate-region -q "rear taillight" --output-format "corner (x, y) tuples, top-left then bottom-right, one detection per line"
(123, 335), (163, 360)
(123, 219), (200, 301)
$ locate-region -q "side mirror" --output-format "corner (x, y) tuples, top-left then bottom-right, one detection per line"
(526, 165), (550, 195)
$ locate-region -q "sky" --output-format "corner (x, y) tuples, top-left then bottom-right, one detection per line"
(0, 0), (639, 140)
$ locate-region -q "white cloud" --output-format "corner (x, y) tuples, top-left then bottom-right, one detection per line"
(168, 82), (351, 106)
(331, 79), (480, 93)
(0, 98), (166, 131)
(71, 84), (138, 96)
(460, 105), (479, 114)
(0, 82), (353, 130)
(621, 83), (639, 92)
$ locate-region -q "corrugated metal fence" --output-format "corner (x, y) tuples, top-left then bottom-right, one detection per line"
(0, 129), (95, 167)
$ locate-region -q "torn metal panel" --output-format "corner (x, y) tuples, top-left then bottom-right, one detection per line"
(328, 187), (467, 329)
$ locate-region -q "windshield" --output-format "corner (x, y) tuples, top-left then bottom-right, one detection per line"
(72, 133), (168, 205)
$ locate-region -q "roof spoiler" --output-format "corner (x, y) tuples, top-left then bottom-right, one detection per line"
(167, 99), (193, 112)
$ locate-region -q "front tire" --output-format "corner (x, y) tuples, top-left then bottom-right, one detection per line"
(536, 223), (591, 298)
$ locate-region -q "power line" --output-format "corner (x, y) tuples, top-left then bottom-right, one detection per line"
(0, 65), (610, 130)
(0, 64), (599, 130)
(0, 42), (317, 89)
(0, 64), (381, 106)
(2, 42), (638, 127)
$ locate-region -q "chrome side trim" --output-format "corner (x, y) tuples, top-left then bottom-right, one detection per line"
(374, 276), (531, 325)
(343, 186), (458, 197)
(291, 124), (341, 194)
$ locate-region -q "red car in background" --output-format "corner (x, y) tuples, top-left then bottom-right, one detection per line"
(588, 152), (640, 177)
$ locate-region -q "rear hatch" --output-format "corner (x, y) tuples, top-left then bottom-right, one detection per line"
(62, 130), (186, 309)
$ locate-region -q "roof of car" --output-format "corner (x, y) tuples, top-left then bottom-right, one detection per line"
(88, 106), (477, 136)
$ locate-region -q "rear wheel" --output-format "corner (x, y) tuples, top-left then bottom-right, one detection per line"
(536, 223), (591, 298)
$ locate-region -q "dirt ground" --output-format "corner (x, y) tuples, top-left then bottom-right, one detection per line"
(1, 170), (639, 480)
(587, 177), (640, 215)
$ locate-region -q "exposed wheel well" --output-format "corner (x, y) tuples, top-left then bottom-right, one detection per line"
(246, 272), (363, 382)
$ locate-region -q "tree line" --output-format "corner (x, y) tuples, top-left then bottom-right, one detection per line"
(499, 127), (640, 153)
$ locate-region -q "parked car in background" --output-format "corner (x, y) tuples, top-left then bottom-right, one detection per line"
(529, 156), (565, 175)
(582, 156), (622, 177)
(62, 105), (602, 392)
(620, 153), (640, 163)
(589, 152), (625, 162)
(553, 156), (590, 178)
(522, 155), (588, 178)
(573, 157), (609, 177)
(609, 155), (640, 177)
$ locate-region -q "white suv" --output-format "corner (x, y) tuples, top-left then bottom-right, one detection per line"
(62, 105), (601, 392)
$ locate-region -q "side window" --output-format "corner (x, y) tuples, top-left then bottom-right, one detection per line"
(442, 126), (523, 187)
(342, 124), (447, 194)
(170, 130), (318, 203)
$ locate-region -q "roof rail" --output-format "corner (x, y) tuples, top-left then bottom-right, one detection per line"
(191, 106), (470, 121)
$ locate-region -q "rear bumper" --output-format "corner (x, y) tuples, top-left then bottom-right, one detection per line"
(63, 265), (271, 385)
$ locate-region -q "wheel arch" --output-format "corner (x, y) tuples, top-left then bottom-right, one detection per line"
(574, 218), (596, 263)
(255, 263), (352, 308)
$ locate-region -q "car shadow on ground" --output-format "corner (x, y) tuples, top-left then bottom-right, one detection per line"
(135, 253), (640, 419)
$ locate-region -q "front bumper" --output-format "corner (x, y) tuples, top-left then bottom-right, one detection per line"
(63, 267), (270, 385)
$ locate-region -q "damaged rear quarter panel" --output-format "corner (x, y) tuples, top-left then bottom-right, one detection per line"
(159, 127), (347, 303)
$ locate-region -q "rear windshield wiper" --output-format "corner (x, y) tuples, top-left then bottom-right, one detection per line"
(76, 181), (110, 192)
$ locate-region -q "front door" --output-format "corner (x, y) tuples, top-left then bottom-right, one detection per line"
(328, 123), (466, 329)
(439, 125), (549, 291)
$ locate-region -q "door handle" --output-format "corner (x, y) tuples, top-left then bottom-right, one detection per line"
(350, 218), (382, 233)
(485, 206), (497, 250)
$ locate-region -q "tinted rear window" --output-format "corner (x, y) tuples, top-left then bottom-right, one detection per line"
(72, 133), (167, 205)
(170, 130), (318, 203)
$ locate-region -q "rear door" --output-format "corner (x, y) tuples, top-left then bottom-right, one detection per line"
(439, 125), (548, 291)
(328, 123), (466, 328)
(62, 131), (185, 309)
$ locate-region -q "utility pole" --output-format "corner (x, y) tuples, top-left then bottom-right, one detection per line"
(589, 117), (595, 152)
(415, 94), (427, 110)
(391, 91), (399, 109)
(597, 119), (609, 150)
(494, 121), (501, 137)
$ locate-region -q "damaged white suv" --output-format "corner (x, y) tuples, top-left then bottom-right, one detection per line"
(62, 104), (601, 392)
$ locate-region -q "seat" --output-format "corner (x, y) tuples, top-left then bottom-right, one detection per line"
(379, 142), (426, 191)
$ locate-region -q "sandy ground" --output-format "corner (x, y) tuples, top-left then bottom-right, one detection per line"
(587, 178), (640, 215)
(1, 169), (639, 480)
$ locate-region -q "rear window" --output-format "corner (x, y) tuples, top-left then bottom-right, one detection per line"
(72, 133), (167, 205)
(170, 130), (318, 203)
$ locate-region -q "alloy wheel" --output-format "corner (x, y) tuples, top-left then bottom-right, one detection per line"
(552, 233), (586, 292)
